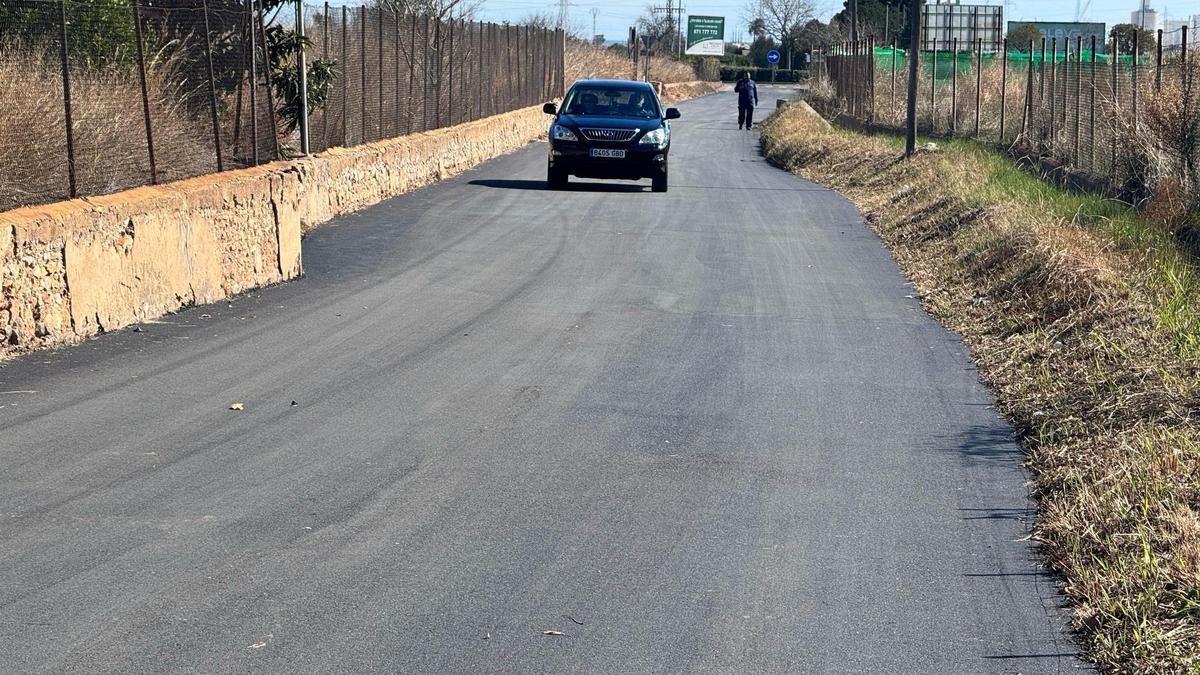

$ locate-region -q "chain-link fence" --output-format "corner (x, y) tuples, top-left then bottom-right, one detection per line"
(825, 29), (1198, 198)
(0, 0), (564, 212)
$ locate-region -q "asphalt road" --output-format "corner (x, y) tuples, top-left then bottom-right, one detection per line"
(0, 87), (1082, 673)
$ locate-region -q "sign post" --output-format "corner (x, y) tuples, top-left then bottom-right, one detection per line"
(685, 16), (725, 56)
(767, 49), (780, 82)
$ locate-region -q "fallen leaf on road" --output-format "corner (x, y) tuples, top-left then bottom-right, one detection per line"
(543, 630), (564, 636)
(229, 403), (244, 410)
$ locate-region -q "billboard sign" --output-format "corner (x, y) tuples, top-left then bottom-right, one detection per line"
(1007, 21), (1107, 50)
(686, 16), (725, 56)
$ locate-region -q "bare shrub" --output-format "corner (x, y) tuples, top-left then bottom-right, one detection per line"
(0, 41), (215, 210)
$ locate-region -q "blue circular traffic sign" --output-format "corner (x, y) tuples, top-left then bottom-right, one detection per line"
(766, 50), (780, 63)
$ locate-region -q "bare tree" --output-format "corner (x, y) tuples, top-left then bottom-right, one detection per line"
(638, 4), (681, 56)
(743, 0), (816, 68)
(376, 0), (481, 21)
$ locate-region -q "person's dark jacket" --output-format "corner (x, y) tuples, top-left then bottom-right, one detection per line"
(735, 78), (758, 108)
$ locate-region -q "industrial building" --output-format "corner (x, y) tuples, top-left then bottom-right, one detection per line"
(1131, 6), (1161, 32)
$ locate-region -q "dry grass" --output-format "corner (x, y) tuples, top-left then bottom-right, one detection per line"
(761, 103), (1200, 672)
(565, 41), (697, 85)
(0, 44), (217, 210)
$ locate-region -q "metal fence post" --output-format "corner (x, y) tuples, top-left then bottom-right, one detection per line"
(447, 16), (455, 124)
(409, 14), (417, 132)
(232, 11), (247, 156)
(436, 15), (446, 128)
(1021, 40), (1033, 141)
(255, 0), (280, 159)
(1080, 34), (1089, 164)
(1111, 36), (1118, 178)
(57, 0), (77, 198)
(1183, 26), (1190, 90)
(505, 24), (513, 110)
(249, 0), (259, 163)
(1088, 36), (1096, 170)
(1132, 29), (1139, 138)
(930, 39), (937, 133)
(360, 7), (367, 140)
(478, 21), (485, 119)
(950, 37), (958, 134)
(998, 38), (1007, 142)
(1038, 37), (1046, 141)
(891, 38), (897, 120)
(1049, 37), (1058, 145)
(398, 9), (403, 133)
(1182, 27), (1190, 123)
(130, 0), (157, 184)
(975, 37), (983, 137)
(377, 6), (384, 137)
(323, 2), (330, 148)
(868, 36), (876, 124)
(1156, 28), (1163, 91)
(202, 0), (223, 170)
(296, 0), (310, 155)
(341, 5), (348, 145)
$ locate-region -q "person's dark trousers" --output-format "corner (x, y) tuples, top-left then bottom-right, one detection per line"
(738, 105), (755, 129)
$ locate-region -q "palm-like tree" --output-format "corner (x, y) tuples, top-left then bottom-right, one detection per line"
(748, 17), (767, 39)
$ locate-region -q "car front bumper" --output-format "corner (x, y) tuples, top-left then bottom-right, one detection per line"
(549, 143), (668, 180)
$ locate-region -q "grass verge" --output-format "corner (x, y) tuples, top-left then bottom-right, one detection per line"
(759, 104), (1200, 673)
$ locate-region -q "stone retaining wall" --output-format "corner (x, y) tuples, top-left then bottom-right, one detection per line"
(0, 103), (550, 359)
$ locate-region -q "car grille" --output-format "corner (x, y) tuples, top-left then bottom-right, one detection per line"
(579, 128), (638, 142)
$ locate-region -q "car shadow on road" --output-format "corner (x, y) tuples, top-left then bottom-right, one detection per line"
(468, 179), (648, 193)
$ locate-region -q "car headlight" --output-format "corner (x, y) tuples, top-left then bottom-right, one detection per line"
(551, 124), (578, 141)
(639, 128), (667, 146)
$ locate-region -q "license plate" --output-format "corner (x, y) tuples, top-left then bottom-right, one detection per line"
(589, 148), (626, 158)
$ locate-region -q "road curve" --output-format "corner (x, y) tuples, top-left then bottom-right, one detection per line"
(0, 87), (1082, 673)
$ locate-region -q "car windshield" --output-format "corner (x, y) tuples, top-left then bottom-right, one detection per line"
(561, 85), (660, 118)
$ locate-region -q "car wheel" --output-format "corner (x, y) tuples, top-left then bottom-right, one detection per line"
(547, 164), (567, 190)
(651, 164), (668, 193)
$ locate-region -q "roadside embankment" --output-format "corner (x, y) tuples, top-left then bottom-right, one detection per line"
(656, 80), (724, 104)
(760, 103), (1200, 672)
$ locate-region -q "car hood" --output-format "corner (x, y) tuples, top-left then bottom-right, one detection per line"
(556, 114), (660, 130)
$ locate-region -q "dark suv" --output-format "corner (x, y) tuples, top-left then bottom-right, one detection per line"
(543, 80), (681, 192)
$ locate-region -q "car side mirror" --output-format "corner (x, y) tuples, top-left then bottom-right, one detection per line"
(665, 108), (681, 120)
(543, 102), (557, 115)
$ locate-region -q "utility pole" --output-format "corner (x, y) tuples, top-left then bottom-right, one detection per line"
(905, 0), (920, 157)
(556, 0), (569, 31)
(591, 8), (598, 43)
(678, 3), (686, 56)
(651, 0), (682, 55)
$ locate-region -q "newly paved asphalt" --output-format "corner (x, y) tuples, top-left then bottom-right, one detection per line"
(0, 87), (1082, 673)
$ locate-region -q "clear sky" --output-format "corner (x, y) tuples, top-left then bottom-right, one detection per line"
(472, 0), (1200, 46)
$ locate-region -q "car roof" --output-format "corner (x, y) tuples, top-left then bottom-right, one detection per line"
(570, 79), (655, 89)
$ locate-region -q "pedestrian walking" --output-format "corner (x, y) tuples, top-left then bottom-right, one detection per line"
(735, 72), (758, 130)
